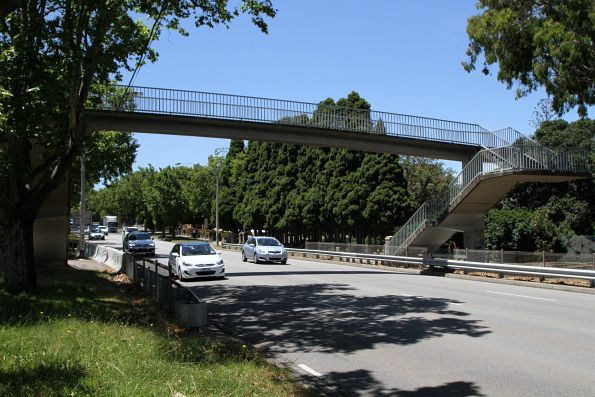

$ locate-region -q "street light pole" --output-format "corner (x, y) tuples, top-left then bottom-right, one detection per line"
(214, 147), (228, 247)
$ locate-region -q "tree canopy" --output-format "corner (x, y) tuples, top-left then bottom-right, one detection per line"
(0, 0), (276, 292)
(464, 0), (594, 116)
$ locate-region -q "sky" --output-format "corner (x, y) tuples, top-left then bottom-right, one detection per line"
(122, 0), (585, 174)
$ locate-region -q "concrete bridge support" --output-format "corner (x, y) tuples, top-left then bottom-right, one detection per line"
(34, 175), (69, 267)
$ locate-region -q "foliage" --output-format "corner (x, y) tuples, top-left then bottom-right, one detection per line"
(484, 208), (565, 252)
(401, 157), (455, 208)
(88, 164), (215, 236)
(0, 0), (276, 292)
(464, 0), (594, 116)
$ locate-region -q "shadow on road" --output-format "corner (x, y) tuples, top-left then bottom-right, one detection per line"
(191, 283), (490, 353)
(190, 282), (490, 395)
(322, 369), (485, 397)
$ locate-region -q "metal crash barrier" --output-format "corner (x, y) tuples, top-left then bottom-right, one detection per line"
(120, 253), (208, 329)
(223, 243), (595, 287)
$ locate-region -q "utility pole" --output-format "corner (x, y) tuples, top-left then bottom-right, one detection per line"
(79, 150), (86, 255)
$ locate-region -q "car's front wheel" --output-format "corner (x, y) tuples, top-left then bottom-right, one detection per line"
(177, 265), (184, 281)
(254, 252), (260, 264)
(241, 251), (247, 262)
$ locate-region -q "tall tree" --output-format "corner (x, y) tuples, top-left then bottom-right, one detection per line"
(0, 0), (275, 292)
(464, 0), (594, 116)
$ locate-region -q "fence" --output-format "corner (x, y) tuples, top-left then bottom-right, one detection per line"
(439, 249), (595, 270)
(305, 241), (386, 254)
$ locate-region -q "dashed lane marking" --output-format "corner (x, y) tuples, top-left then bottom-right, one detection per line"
(298, 364), (323, 377)
(486, 290), (557, 302)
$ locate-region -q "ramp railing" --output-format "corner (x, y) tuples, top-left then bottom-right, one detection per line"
(387, 144), (589, 255)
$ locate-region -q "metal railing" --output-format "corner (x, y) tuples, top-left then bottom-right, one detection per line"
(222, 243), (595, 285)
(120, 254), (200, 317)
(89, 85), (506, 148)
(387, 143), (589, 255)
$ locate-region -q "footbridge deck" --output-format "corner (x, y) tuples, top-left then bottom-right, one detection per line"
(84, 85), (517, 161)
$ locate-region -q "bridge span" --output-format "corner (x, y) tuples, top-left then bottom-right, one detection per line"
(82, 85), (525, 162)
(35, 85), (590, 265)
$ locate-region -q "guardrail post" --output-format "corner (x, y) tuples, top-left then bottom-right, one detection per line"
(501, 249), (503, 263)
(542, 251), (546, 267)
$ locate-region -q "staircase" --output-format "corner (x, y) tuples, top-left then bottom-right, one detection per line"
(386, 128), (589, 256)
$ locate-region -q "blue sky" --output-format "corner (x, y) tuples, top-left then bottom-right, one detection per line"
(123, 0), (584, 173)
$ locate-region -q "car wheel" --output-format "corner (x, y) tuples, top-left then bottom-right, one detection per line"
(254, 252), (260, 264)
(241, 251), (247, 262)
(281, 259), (287, 264)
(177, 265), (184, 281)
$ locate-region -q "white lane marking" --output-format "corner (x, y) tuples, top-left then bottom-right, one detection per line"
(486, 290), (557, 302)
(449, 302), (463, 306)
(298, 364), (323, 377)
(400, 293), (414, 297)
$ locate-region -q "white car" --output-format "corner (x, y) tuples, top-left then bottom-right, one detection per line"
(168, 241), (225, 281)
(98, 225), (108, 235)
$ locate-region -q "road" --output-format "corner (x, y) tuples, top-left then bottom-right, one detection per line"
(95, 233), (595, 396)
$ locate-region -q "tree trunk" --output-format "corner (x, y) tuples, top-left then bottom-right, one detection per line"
(1, 216), (37, 293)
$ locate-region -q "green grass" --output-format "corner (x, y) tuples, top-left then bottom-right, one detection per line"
(0, 268), (317, 397)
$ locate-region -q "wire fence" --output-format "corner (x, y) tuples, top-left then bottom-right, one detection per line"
(432, 249), (595, 270)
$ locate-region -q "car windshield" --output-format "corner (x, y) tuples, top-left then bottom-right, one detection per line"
(257, 238), (281, 246)
(182, 244), (216, 256)
(129, 233), (150, 240)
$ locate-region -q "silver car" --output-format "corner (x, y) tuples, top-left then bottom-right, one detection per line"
(242, 236), (288, 264)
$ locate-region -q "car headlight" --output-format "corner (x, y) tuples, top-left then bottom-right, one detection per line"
(128, 242), (136, 247)
(255, 247), (263, 253)
(148, 242), (155, 247)
(216, 258), (224, 265)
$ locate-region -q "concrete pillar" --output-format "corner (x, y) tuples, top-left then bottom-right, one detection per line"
(34, 174), (69, 267)
(463, 217), (485, 249)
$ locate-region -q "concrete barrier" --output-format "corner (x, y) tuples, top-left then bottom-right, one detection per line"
(85, 244), (122, 272)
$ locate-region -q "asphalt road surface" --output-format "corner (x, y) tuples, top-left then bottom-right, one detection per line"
(95, 233), (595, 396)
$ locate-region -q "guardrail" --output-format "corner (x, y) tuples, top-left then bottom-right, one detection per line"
(119, 254), (208, 328)
(223, 243), (595, 287)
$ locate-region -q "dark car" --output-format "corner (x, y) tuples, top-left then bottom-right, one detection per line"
(123, 231), (155, 256)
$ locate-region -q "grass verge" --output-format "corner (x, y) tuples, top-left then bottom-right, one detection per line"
(0, 266), (317, 397)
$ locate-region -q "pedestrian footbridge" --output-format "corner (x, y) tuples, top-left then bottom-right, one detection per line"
(36, 86), (586, 265)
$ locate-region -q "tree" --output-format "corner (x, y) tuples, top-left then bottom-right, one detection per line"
(401, 157), (455, 208)
(0, 0), (276, 292)
(70, 130), (139, 209)
(464, 0), (594, 116)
